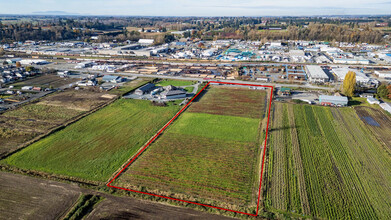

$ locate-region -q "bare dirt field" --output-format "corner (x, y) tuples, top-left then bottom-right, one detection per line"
(0, 172), (233, 220)
(0, 172), (80, 220)
(12, 74), (79, 89)
(188, 86), (266, 119)
(87, 193), (234, 220)
(39, 88), (116, 111)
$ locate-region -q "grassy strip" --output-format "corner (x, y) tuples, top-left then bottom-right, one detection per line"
(156, 79), (196, 87)
(63, 194), (102, 220)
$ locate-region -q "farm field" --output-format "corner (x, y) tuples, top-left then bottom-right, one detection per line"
(355, 106), (391, 151)
(265, 103), (391, 219)
(0, 171), (230, 220)
(2, 99), (181, 182)
(0, 172), (80, 220)
(11, 74), (79, 89)
(113, 86), (268, 213)
(188, 86), (267, 118)
(0, 88), (116, 157)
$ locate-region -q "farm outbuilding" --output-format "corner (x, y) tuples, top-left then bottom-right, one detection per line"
(135, 83), (155, 95)
(319, 95), (348, 106)
(161, 90), (187, 99)
(367, 97), (380, 105)
(278, 87), (292, 96)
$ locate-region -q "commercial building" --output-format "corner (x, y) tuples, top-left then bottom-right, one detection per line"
(305, 65), (329, 83)
(319, 95), (348, 106)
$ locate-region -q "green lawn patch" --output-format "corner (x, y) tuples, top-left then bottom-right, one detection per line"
(156, 79), (195, 87)
(168, 112), (260, 142)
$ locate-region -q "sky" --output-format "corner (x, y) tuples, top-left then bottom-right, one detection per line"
(0, 0), (391, 16)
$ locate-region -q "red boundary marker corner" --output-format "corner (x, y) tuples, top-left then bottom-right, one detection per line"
(107, 81), (274, 217)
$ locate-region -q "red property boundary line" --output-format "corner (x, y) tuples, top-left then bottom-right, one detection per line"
(107, 81), (274, 217)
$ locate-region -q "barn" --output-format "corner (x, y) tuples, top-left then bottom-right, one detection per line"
(135, 83), (155, 95)
(319, 95), (348, 107)
(161, 90), (187, 99)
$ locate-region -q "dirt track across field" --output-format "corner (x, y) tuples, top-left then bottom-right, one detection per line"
(0, 172), (234, 220)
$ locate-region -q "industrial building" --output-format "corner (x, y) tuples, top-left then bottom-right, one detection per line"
(374, 71), (391, 79)
(75, 61), (94, 69)
(135, 83), (155, 95)
(319, 95), (348, 107)
(102, 75), (123, 83)
(305, 65), (329, 83)
(332, 68), (371, 85)
(138, 39), (154, 45)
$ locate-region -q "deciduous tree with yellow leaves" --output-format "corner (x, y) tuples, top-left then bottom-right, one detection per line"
(342, 71), (356, 97)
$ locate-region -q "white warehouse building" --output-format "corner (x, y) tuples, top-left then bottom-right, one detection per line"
(332, 68), (371, 85)
(305, 65), (329, 83)
(374, 71), (391, 79)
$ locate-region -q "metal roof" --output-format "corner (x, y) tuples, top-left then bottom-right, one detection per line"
(306, 65), (329, 79)
(136, 83), (155, 92)
(319, 95), (348, 102)
(162, 90), (186, 96)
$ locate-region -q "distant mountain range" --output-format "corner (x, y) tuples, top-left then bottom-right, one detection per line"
(32, 11), (79, 15)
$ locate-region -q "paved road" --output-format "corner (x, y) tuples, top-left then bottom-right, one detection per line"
(38, 62), (336, 91)
(109, 72), (335, 91)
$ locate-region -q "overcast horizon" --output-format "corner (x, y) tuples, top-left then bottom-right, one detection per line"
(0, 0), (391, 17)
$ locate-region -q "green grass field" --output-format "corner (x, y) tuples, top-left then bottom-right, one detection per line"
(2, 99), (180, 182)
(168, 112), (260, 142)
(265, 103), (391, 219)
(156, 79), (196, 87)
(114, 87), (267, 212)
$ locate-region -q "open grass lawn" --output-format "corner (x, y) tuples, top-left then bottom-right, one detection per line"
(188, 86), (266, 119)
(114, 86), (267, 212)
(2, 99), (180, 182)
(265, 103), (391, 219)
(155, 79), (196, 87)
